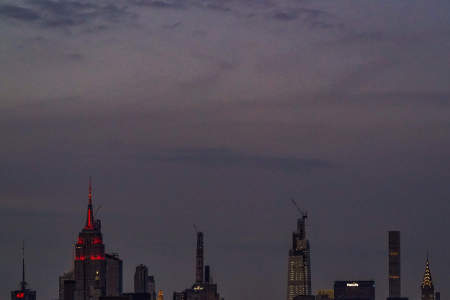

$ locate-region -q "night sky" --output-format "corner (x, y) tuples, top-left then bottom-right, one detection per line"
(1, 0), (449, 300)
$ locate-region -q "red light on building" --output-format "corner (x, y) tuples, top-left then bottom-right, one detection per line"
(77, 237), (84, 244)
(85, 207), (94, 229)
(76, 256), (86, 261)
(16, 292), (25, 298)
(90, 255), (105, 260)
(93, 237), (102, 244)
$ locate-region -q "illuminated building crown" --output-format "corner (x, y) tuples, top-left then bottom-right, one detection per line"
(421, 257), (434, 288)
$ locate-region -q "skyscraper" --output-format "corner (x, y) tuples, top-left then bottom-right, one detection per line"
(59, 271), (75, 300)
(133, 264), (156, 300)
(287, 213), (311, 300)
(11, 243), (36, 300)
(60, 179), (123, 300)
(105, 253), (123, 296)
(135, 265), (149, 293)
(421, 257), (435, 300)
(173, 231), (222, 300)
(388, 231), (401, 297)
(196, 232), (204, 284)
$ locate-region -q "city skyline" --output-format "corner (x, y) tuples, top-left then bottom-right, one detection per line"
(7, 180), (445, 300)
(1, 0), (449, 299)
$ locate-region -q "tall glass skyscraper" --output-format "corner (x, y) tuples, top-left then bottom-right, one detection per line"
(388, 231), (401, 297)
(287, 214), (311, 300)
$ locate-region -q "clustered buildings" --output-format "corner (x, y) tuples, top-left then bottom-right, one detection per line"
(10, 181), (224, 300)
(9, 182), (443, 300)
(286, 214), (441, 300)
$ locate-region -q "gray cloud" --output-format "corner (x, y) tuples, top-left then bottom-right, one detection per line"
(0, 0), (130, 27)
(0, 0), (337, 30)
(272, 7), (333, 28)
(152, 148), (332, 173)
(132, 0), (185, 9)
(1, 1), (450, 300)
(0, 4), (40, 21)
(273, 11), (298, 21)
(163, 21), (182, 29)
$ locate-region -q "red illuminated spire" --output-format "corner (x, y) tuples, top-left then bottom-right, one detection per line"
(85, 177), (95, 229)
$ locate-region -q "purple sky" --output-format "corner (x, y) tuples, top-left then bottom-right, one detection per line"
(1, 0), (449, 299)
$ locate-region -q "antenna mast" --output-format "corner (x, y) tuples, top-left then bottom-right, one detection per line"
(21, 241), (27, 290)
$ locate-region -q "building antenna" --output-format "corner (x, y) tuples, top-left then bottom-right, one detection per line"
(89, 176), (93, 206)
(21, 241), (27, 290)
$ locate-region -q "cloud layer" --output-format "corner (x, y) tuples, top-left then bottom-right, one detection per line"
(1, 1), (450, 300)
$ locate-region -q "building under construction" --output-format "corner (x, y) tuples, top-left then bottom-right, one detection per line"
(287, 201), (312, 300)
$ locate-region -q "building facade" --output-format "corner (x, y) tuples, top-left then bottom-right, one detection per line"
(388, 231), (401, 298)
(316, 289), (334, 300)
(287, 214), (312, 300)
(334, 281), (375, 300)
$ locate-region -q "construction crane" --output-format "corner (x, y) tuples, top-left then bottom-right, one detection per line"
(290, 198), (307, 219)
(94, 205), (102, 218)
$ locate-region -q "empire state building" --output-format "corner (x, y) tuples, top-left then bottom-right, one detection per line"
(59, 179), (122, 300)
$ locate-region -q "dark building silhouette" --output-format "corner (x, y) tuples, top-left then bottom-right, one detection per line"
(135, 265), (149, 293)
(287, 212), (311, 300)
(11, 244), (36, 300)
(173, 292), (186, 300)
(334, 281), (375, 300)
(294, 296), (315, 300)
(134, 265), (156, 299)
(105, 253), (123, 296)
(123, 293), (151, 300)
(435, 292), (440, 300)
(387, 231), (408, 300)
(421, 257), (434, 300)
(132, 264), (156, 300)
(60, 179), (123, 300)
(60, 271), (75, 300)
(148, 276), (156, 300)
(173, 232), (222, 300)
(388, 231), (401, 297)
(196, 233), (204, 284)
